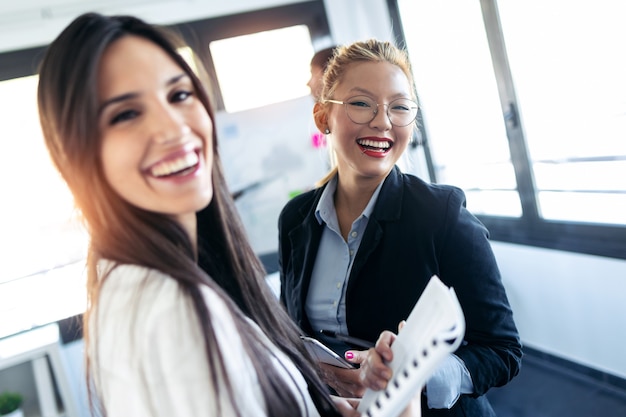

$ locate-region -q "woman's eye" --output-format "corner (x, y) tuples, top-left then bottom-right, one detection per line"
(392, 105), (410, 112)
(171, 90), (193, 103)
(110, 109), (139, 125)
(349, 100), (373, 108)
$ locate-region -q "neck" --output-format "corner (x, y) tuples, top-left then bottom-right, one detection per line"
(333, 172), (384, 240)
(177, 213), (198, 254)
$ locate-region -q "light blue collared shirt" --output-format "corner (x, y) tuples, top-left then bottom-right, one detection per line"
(305, 175), (383, 354)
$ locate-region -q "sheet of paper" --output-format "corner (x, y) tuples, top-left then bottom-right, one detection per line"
(357, 275), (465, 417)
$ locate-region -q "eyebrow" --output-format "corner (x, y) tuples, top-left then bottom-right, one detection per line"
(348, 87), (409, 100)
(98, 73), (189, 115)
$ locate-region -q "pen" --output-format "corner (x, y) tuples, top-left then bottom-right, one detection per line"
(319, 329), (375, 349)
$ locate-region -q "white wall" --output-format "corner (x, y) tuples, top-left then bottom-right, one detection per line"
(493, 241), (626, 379)
(0, 0), (394, 53)
(0, 0), (296, 52)
(216, 96), (329, 255)
(323, 0), (393, 45)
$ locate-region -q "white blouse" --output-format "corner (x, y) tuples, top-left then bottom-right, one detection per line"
(89, 262), (320, 417)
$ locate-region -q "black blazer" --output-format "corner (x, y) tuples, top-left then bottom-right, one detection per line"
(279, 167), (522, 417)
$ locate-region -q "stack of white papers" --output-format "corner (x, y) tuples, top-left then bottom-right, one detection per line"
(357, 275), (465, 417)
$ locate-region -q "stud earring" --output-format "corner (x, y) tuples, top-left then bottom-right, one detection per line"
(324, 128), (330, 134)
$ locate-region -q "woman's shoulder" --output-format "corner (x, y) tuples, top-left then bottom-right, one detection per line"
(96, 260), (231, 324)
(89, 262), (263, 415)
(93, 261), (240, 362)
(402, 172), (464, 196)
(283, 187), (319, 209)
(278, 187), (320, 223)
(98, 261), (178, 302)
(396, 172), (467, 209)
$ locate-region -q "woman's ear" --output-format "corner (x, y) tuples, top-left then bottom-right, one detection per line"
(313, 102), (328, 133)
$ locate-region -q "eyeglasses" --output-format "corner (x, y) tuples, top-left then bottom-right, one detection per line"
(324, 95), (418, 127)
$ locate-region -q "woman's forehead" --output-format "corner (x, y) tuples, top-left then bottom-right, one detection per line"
(334, 61), (411, 98)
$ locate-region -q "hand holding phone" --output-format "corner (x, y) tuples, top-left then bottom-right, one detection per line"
(300, 336), (357, 369)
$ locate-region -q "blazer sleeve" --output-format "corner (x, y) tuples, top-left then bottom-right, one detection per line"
(278, 200), (294, 307)
(437, 188), (522, 396)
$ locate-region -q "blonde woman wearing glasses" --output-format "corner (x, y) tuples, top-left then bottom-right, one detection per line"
(278, 39), (522, 417)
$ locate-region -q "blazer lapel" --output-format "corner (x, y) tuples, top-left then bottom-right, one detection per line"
(349, 218), (383, 283)
(347, 167), (404, 291)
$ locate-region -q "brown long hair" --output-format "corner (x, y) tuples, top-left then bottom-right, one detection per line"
(37, 13), (338, 417)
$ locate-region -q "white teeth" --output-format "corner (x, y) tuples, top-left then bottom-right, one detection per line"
(358, 139), (390, 149)
(150, 152), (199, 177)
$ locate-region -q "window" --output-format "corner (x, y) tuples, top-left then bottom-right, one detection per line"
(391, 0), (626, 259)
(173, 0), (330, 111)
(0, 74), (88, 337)
(0, 75), (88, 285)
(397, 0), (521, 218)
(497, 0), (626, 225)
(210, 25), (314, 112)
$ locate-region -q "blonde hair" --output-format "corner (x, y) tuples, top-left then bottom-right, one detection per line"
(315, 39), (417, 187)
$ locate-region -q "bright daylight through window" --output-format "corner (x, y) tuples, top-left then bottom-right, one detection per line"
(0, 75), (87, 336)
(0, 75), (88, 285)
(399, 0), (521, 218)
(210, 25), (314, 113)
(399, 0), (626, 226)
(497, 0), (626, 225)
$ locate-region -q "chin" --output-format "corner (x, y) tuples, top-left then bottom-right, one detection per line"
(194, 194), (213, 211)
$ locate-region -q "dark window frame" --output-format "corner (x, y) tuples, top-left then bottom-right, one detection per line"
(387, 0), (626, 260)
(0, 46), (47, 80)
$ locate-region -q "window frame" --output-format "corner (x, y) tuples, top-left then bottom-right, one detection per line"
(172, 0), (330, 111)
(388, 0), (626, 260)
(0, 46), (47, 80)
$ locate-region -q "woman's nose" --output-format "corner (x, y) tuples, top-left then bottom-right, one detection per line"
(151, 105), (189, 144)
(370, 104), (392, 130)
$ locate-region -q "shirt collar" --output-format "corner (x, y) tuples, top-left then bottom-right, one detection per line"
(315, 175), (337, 225)
(315, 175), (384, 225)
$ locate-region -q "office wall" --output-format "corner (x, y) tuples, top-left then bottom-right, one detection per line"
(493, 242), (626, 379)
(0, 0), (297, 52)
(215, 96), (329, 255)
(0, 0), (392, 53)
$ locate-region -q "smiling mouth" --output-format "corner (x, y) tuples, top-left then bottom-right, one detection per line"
(149, 151), (199, 178)
(356, 138), (393, 152)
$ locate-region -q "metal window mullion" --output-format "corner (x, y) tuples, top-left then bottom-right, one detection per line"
(480, 0), (539, 221)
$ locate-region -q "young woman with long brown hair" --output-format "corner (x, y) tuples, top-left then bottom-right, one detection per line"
(37, 12), (361, 417)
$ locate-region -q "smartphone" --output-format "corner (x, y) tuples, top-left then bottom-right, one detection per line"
(300, 336), (357, 369)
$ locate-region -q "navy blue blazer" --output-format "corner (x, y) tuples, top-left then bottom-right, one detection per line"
(279, 166), (522, 417)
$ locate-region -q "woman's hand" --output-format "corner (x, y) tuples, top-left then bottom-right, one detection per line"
(331, 395), (360, 417)
(356, 320), (406, 391)
(399, 396), (422, 417)
(350, 330), (396, 391)
(329, 385), (420, 417)
(346, 322), (422, 417)
(315, 340), (395, 397)
(319, 361), (367, 397)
